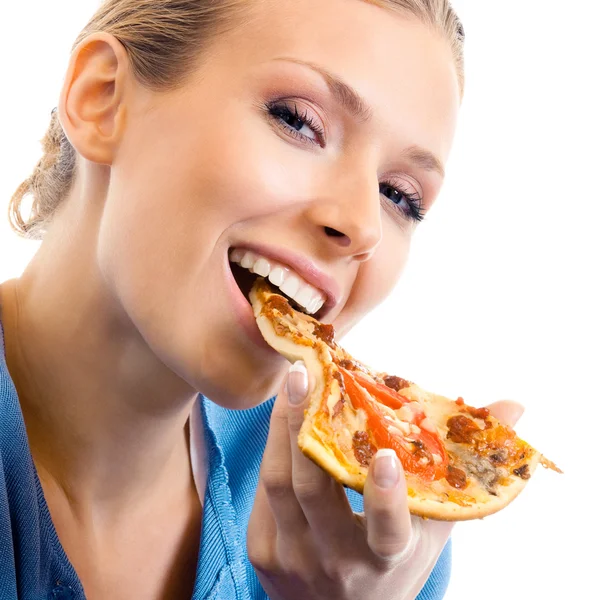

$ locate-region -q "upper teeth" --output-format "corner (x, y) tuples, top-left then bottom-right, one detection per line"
(230, 249), (326, 315)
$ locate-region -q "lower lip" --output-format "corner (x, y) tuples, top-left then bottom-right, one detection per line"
(224, 256), (278, 353)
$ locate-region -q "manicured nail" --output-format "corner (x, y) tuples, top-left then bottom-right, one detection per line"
(373, 449), (400, 489)
(287, 361), (308, 406)
(508, 402), (525, 426)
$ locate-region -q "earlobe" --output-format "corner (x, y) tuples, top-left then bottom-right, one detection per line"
(58, 32), (129, 166)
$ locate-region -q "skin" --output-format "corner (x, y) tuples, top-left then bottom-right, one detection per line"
(0, 0), (520, 598)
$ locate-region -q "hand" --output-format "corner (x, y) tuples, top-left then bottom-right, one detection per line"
(247, 362), (524, 600)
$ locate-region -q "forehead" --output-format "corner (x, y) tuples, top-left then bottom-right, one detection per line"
(214, 0), (460, 160)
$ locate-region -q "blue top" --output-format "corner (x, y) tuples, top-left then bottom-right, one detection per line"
(0, 322), (451, 599)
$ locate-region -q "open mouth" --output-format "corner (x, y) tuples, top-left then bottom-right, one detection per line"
(229, 248), (328, 321)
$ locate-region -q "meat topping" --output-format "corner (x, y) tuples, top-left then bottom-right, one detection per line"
(466, 406), (491, 420)
(337, 358), (369, 373)
(446, 465), (468, 490)
(383, 375), (412, 391)
(451, 445), (501, 492)
(313, 323), (335, 347)
(410, 439), (433, 465)
(352, 431), (377, 467)
(267, 295), (292, 316)
(513, 464), (531, 480)
(489, 449), (509, 465)
(446, 415), (481, 444)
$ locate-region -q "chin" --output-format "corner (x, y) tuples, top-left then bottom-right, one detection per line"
(188, 353), (288, 411)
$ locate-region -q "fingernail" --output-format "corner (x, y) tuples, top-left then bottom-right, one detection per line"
(511, 403), (525, 425)
(373, 449), (400, 489)
(287, 361), (308, 406)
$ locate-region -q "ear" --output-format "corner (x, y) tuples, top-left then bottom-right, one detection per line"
(57, 32), (131, 165)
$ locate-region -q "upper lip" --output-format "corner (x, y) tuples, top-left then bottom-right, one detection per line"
(230, 242), (342, 311)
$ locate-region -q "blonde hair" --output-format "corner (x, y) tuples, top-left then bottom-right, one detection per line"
(8, 0), (465, 239)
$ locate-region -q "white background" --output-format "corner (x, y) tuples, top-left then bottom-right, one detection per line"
(1, 1), (597, 599)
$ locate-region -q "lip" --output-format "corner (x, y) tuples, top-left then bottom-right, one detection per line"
(229, 242), (341, 312)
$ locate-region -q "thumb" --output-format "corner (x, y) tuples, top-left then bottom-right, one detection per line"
(363, 449), (414, 561)
(485, 400), (525, 427)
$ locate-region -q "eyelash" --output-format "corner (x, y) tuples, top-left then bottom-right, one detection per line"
(265, 100), (426, 223)
(379, 182), (426, 223)
(265, 101), (325, 146)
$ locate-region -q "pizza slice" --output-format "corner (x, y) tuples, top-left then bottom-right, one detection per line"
(249, 278), (561, 521)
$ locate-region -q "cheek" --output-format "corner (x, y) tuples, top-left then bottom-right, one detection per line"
(336, 221), (411, 336)
(171, 98), (322, 227)
(113, 97), (291, 236)
(96, 100), (293, 287)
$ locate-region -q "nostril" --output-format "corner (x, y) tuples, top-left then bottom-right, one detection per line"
(324, 226), (351, 247)
(324, 226), (343, 237)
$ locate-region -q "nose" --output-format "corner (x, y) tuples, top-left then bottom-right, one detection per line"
(305, 168), (382, 262)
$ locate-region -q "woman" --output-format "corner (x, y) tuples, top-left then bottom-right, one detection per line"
(0, 0), (523, 598)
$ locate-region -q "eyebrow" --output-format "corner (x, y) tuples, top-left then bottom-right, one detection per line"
(273, 57), (445, 179)
(402, 146), (445, 179)
(274, 57), (373, 122)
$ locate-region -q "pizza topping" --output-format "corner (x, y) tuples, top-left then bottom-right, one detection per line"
(513, 464), (531, 480)
(332, 369), (345, 391)
(331, 399), (344, 418)
(419, 417), (437, 434)
(444, 413), (533, 492)
(341, 368), (448, 480)
(336, 358), (372, 376)
(352, 431), (377, 467)
(408, 401), (423, 414)
(388, 422), (411, 437)
(466, 406), (491, 420)
(446, 465), (468, 490)
(313, 322), (335, 347)
(350, 370), (411, 411)
(383, 375), (412, 391)
(446, 415), (481, 444)
(250, 279), (562, 521)
(397, 405), (415, 423)
(453, 447), (502, 492)
(408, 438), (434, 464)
(444, 490), (476, 507)
(266, 294), (293, 317)
(489, 448), (509, 465)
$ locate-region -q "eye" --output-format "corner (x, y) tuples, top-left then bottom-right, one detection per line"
(379, 182), (426, 223)
(265, 101), (325, 146)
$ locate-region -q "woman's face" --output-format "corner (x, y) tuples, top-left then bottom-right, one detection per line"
(95, 0), (460, 408)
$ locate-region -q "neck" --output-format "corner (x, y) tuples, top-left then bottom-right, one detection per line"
(0, 224), (198, 517)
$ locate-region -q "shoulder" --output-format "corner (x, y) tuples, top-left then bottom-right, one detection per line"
(0, 318), (20, 444)
(0, 308), (32, 474)
(0, 330), (15, 436)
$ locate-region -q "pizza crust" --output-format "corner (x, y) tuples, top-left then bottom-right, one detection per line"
(250, 279), (554, 521)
